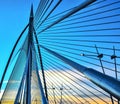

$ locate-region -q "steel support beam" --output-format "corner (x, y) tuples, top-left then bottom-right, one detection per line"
(36, 68), (48, 104)
(41, 46), (120, 100)
(34, 31), (48, 101)
(26, 47), (32, 104)
(26, 5), (34, 104)
(33, 30), (48, 104)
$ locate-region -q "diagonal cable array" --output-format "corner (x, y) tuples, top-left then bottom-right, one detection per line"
(34, 0), (120, 104)
(1, 0), (120, 104)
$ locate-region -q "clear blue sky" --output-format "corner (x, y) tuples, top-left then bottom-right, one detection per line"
(0, 0), (39, 79)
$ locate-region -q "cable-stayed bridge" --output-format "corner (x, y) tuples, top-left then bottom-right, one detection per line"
(0, 0), (120, 104)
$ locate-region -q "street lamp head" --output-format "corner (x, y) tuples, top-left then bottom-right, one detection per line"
(80, 53), (85, 56)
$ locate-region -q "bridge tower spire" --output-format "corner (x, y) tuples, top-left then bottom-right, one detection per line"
(26, 4), (34, 104)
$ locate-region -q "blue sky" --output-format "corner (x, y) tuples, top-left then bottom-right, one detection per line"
(0, 0), (39, 79)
